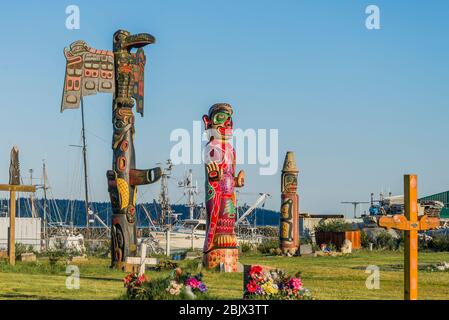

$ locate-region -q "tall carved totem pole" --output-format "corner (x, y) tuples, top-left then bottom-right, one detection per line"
(280, 151), (300, 255)
(61, 30), (162, 269)
(202, 103), (245, 271)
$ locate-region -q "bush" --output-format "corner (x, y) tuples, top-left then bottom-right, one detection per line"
(240, 242), (252, 253)
(360, 230), (370, 248)
(427, 234), (449, 252)
(152, 259), (179, 271)
(87, 240), (110, 257)
(374, 230), (397, 250)
(14, 244), (36, 259)
(257, 239), (279, 254)
(300, 235), (313, 245)
(315, 219), (358, 233)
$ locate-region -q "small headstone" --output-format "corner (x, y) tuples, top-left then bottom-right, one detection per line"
(236, 262), (244, 273)
(70, 255), (88, 263)
(341, 239), (352, 254)
(185, 251), (201, 260)
(299, 244), (313, 256)
(20, 253), (36, 262)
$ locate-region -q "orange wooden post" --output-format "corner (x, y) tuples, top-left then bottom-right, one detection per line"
(9, 190), (16, 266)
(378, 174), (440, 300)
(404, 174), (418, 300)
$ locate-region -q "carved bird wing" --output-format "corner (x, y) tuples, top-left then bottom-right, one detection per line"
(61, 40), (115, 112)
(132, 48), (146, 117)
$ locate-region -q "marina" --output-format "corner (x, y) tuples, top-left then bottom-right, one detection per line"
(0, 1), (448, 303)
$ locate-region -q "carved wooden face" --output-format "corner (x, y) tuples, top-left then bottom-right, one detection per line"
(282, 173), (297, 193)
(203, 110), (233, 141)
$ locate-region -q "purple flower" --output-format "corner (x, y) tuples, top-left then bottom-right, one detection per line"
(198, 282), (208, 293)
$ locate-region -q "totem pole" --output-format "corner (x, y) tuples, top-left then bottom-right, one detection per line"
(61, 30), (162, 269)
(202, 103), (245, 271)
(280, 151), (300, 255)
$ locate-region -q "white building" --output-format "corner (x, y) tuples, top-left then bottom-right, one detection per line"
(0, 217), (41, 252)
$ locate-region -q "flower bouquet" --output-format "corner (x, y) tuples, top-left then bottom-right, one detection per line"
(123, 267), (209, 300)
(165, 268), (208, 299)
(123, 273), (148, 300)
(244, 265), (312, 300)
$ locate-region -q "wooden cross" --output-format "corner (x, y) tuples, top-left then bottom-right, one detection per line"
(378, 174), (440, 300)
(139, 242), (147, 276)
(0, 147), (36, 266)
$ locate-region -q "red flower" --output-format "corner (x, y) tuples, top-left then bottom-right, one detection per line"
(249, 265), (263, 277)
(246, 280), (258, 294)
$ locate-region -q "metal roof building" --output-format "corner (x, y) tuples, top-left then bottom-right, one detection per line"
(420, 191), (449, 219)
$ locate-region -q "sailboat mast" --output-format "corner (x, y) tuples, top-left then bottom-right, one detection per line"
(42, 160), (48, 248)
(80, 98), (90, 238)
(29, 169), (36, 218)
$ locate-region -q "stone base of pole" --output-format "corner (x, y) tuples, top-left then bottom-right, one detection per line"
(203, 248), (238, 272)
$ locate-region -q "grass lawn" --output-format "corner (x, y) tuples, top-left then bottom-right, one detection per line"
(0, 250), (448, 300)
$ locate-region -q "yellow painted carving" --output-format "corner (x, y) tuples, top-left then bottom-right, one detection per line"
(116, 178), (129, 209)
(281, 222), (290, 238)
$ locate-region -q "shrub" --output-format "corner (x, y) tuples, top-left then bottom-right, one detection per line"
(360, 230), (370, 248)
(152, 259), (179, 271)
(427, 234), (449, 252)
(315, 219), (358, 233)
(14, 244), (36, 259)
(300, 235), (313, 245)
(240, 242), (257, 253)
(87, 240), (110, 257)
(257, 239), (279, 255)
(373, 230), (397, 250)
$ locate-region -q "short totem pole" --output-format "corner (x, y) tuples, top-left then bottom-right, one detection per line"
(280, 151), (300, 255)
(61, 30), (162, 269)
(202, 103), (245, 271)
(378, 174), (440, 300)
(0, 147), (36, 265)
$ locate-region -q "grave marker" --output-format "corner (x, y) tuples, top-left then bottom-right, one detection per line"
(378, 174), (439, 300)
(0, 147), (36, 265)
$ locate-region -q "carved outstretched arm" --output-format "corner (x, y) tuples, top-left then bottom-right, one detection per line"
(129, 167), (162, 186)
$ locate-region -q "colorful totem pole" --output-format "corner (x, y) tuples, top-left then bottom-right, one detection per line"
(280, 151), (300, 255)
(61, 30), (162, 269)
(202, 103), (245, 271)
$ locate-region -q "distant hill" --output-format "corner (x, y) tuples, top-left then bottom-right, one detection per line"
(0, 198), (280, 227)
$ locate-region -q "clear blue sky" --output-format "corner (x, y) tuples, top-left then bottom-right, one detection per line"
(0, 0), (448, 216)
